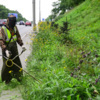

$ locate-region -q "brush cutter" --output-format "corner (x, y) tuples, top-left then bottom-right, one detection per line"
(0, 49), (41, 83)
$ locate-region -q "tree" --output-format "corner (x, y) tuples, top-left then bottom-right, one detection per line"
(51, 0), (85, 18)
(0, 5), (27, 21)
(46, 0), (85, 21)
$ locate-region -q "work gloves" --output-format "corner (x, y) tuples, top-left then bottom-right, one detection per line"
(4, 46), (26, 58)
(5, 50), (11, 58)
(22, 45), (26, 52)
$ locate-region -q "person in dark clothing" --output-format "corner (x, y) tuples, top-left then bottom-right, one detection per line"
(0, 15), (26, 84)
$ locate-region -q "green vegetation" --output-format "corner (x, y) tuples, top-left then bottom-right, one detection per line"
(21, 0), (100, 99)
(0, 5), (27, 22)
(0, 0), (100, 99)
(46, 0), (85, 21)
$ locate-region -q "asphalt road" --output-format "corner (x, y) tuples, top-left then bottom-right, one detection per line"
(0, 25), (33, 71)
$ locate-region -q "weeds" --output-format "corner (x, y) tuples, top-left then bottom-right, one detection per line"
(21, 0), (100, 99)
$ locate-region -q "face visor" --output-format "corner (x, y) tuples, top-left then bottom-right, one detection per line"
(8, 17), (16, 28)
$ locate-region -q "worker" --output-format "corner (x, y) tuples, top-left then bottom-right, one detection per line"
(0, 15), (26, 84)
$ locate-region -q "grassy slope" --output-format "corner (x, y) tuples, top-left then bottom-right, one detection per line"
(21, 0), (100, 100)
(55, 0), (100, 75)
(56, 0), (100, 49)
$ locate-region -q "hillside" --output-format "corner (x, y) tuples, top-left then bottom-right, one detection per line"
(20, 0), (100, 99)
(56, 0), (100, 49)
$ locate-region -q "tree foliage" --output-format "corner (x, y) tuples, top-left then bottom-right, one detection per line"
(59, 0), (85, 12)
(46, 0), (85, 21)
(0, 5), (27, 22)
(57, 0), (85, 14)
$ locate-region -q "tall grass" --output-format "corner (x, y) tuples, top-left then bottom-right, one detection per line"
(21, 0), (100, 99)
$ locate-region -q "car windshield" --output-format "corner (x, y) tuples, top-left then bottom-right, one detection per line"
(20, 21), (24, 22)
(3, 19), (7, 21)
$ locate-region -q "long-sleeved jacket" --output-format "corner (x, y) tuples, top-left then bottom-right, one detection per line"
(0, 24), (23, 50)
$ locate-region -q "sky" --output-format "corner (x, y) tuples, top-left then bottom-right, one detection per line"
(0, 0), (58, 23)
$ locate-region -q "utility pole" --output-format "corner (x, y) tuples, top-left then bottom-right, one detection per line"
(39, 0), (41, 22)
(32, 0), (36, 31)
